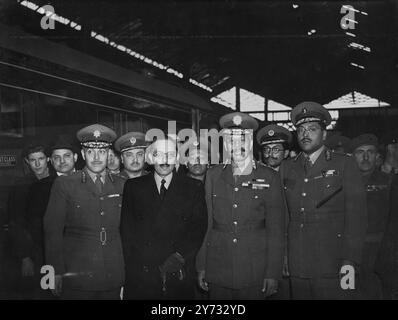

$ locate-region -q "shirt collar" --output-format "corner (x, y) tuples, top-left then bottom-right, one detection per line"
(307, 145), (325, 164)
(154, 171), (173, 191)
(85, 167), (106, 183)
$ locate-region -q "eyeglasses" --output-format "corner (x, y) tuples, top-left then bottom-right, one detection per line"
(297, 126), (321, 135)
(263, 147), (284, 154)
(152, 151), (177, 159)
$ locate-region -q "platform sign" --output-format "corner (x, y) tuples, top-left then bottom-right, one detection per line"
(0, 154), (17, 167)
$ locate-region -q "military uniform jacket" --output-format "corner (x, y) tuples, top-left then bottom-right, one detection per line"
(44, 168), (126, 291)
(120, 171), (207, 297)
(280, 149), (367, 278)
(196, 162), (285, 289)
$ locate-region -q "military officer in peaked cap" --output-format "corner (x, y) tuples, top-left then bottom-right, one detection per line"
(350, 134), (392, 299)
(44, 124), (126, 299)
(280, 102), (367, 299)
(114, 132), (149, 179)
(257, 124), (292, 172)
(196, 112), (285, 299)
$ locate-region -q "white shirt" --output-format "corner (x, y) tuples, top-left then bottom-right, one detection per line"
(154, 172), (173, 194)
(307, 145), (325, 165)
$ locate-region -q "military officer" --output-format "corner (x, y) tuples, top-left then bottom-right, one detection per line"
(196, 112), (285, 300)
(256, 124), (292, 171)
(325, 133), (351, 154)
(114, 131), (149, 179)
(44, 124), (126, 299)
(350, 134), (392, 299)
(280, 102), (367, 299)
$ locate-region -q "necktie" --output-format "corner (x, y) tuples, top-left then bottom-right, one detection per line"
(95, 174), (103, 193)
(160, 179), (167, 200)
(304, 154), (312, 175)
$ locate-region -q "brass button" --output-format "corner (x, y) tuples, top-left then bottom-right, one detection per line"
(234, 187), (239, 191)
(99, 197), (104, 201)
(300, 208), (305, 212)
(100, 211), (105, 216)
(233, 221), (238, 225)
(254, 195), (259, 199)
(233, 204), (238, 208)
(302, 193), (306, 197)
(300, 224), (304, 228)
(233, 238), (238, 243)
(304, 178), (308, 183)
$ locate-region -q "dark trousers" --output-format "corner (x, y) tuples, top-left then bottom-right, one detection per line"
(290, 277), (356, 300)
(124, 270), (195, 300)
(61, 288), (121, 300)
(268, 278), (291, 300)
(209, 284), (264, 300)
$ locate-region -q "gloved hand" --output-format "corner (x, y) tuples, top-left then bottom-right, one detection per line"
(159, 252), (185, 274)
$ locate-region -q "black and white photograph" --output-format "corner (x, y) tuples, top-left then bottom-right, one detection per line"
(0, 0), (398, 305)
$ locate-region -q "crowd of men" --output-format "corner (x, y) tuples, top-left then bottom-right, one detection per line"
(3, 101), (398, 300)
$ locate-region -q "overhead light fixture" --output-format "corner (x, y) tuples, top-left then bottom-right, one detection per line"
(350, 62), (365, 70)
(348, 42), (371, 53)
(345, 32), (356, 37)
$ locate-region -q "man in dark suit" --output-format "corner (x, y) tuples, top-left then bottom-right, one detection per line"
(120, 138), (207, 299)
(280, 102), (367, 299)
(44, 124), (126, 300)
(19, 135), (78, 298)
(196, 112), (285, 300)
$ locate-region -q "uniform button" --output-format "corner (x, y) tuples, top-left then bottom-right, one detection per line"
(302, 192), (306, 197)
(304, 178), (308, 183)
(233, 204), (238, 208)
(300, 224), (304, 228)
(234, 187), (239, 192)
(300, 208), (305, 212)
(337, 233), (341, 238)
(99, 197), (104, 201)
(233, 238), (238, 243)
(233, 221), (238, 225)
(100, 211), (105, 216)
(254, 195), (259, 199)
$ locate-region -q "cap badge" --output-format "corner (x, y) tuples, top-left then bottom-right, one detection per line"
(302, 108), (307, 114)
(93, 130), (101, 138)
(193, 141), (199, 147)
(129, 137), (136, 145)
(268, 130), (275, 137)
(233, 115), (242, 126)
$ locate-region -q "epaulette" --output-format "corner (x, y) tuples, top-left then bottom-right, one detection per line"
(331, 150), (352, 157)
(81, 170), (87, 183)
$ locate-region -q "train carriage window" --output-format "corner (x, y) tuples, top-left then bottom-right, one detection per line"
(0, 88), (23, 137)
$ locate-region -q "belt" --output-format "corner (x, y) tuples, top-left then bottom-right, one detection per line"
(64, 226), (119, 245)
(212, 219), (266, 234)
